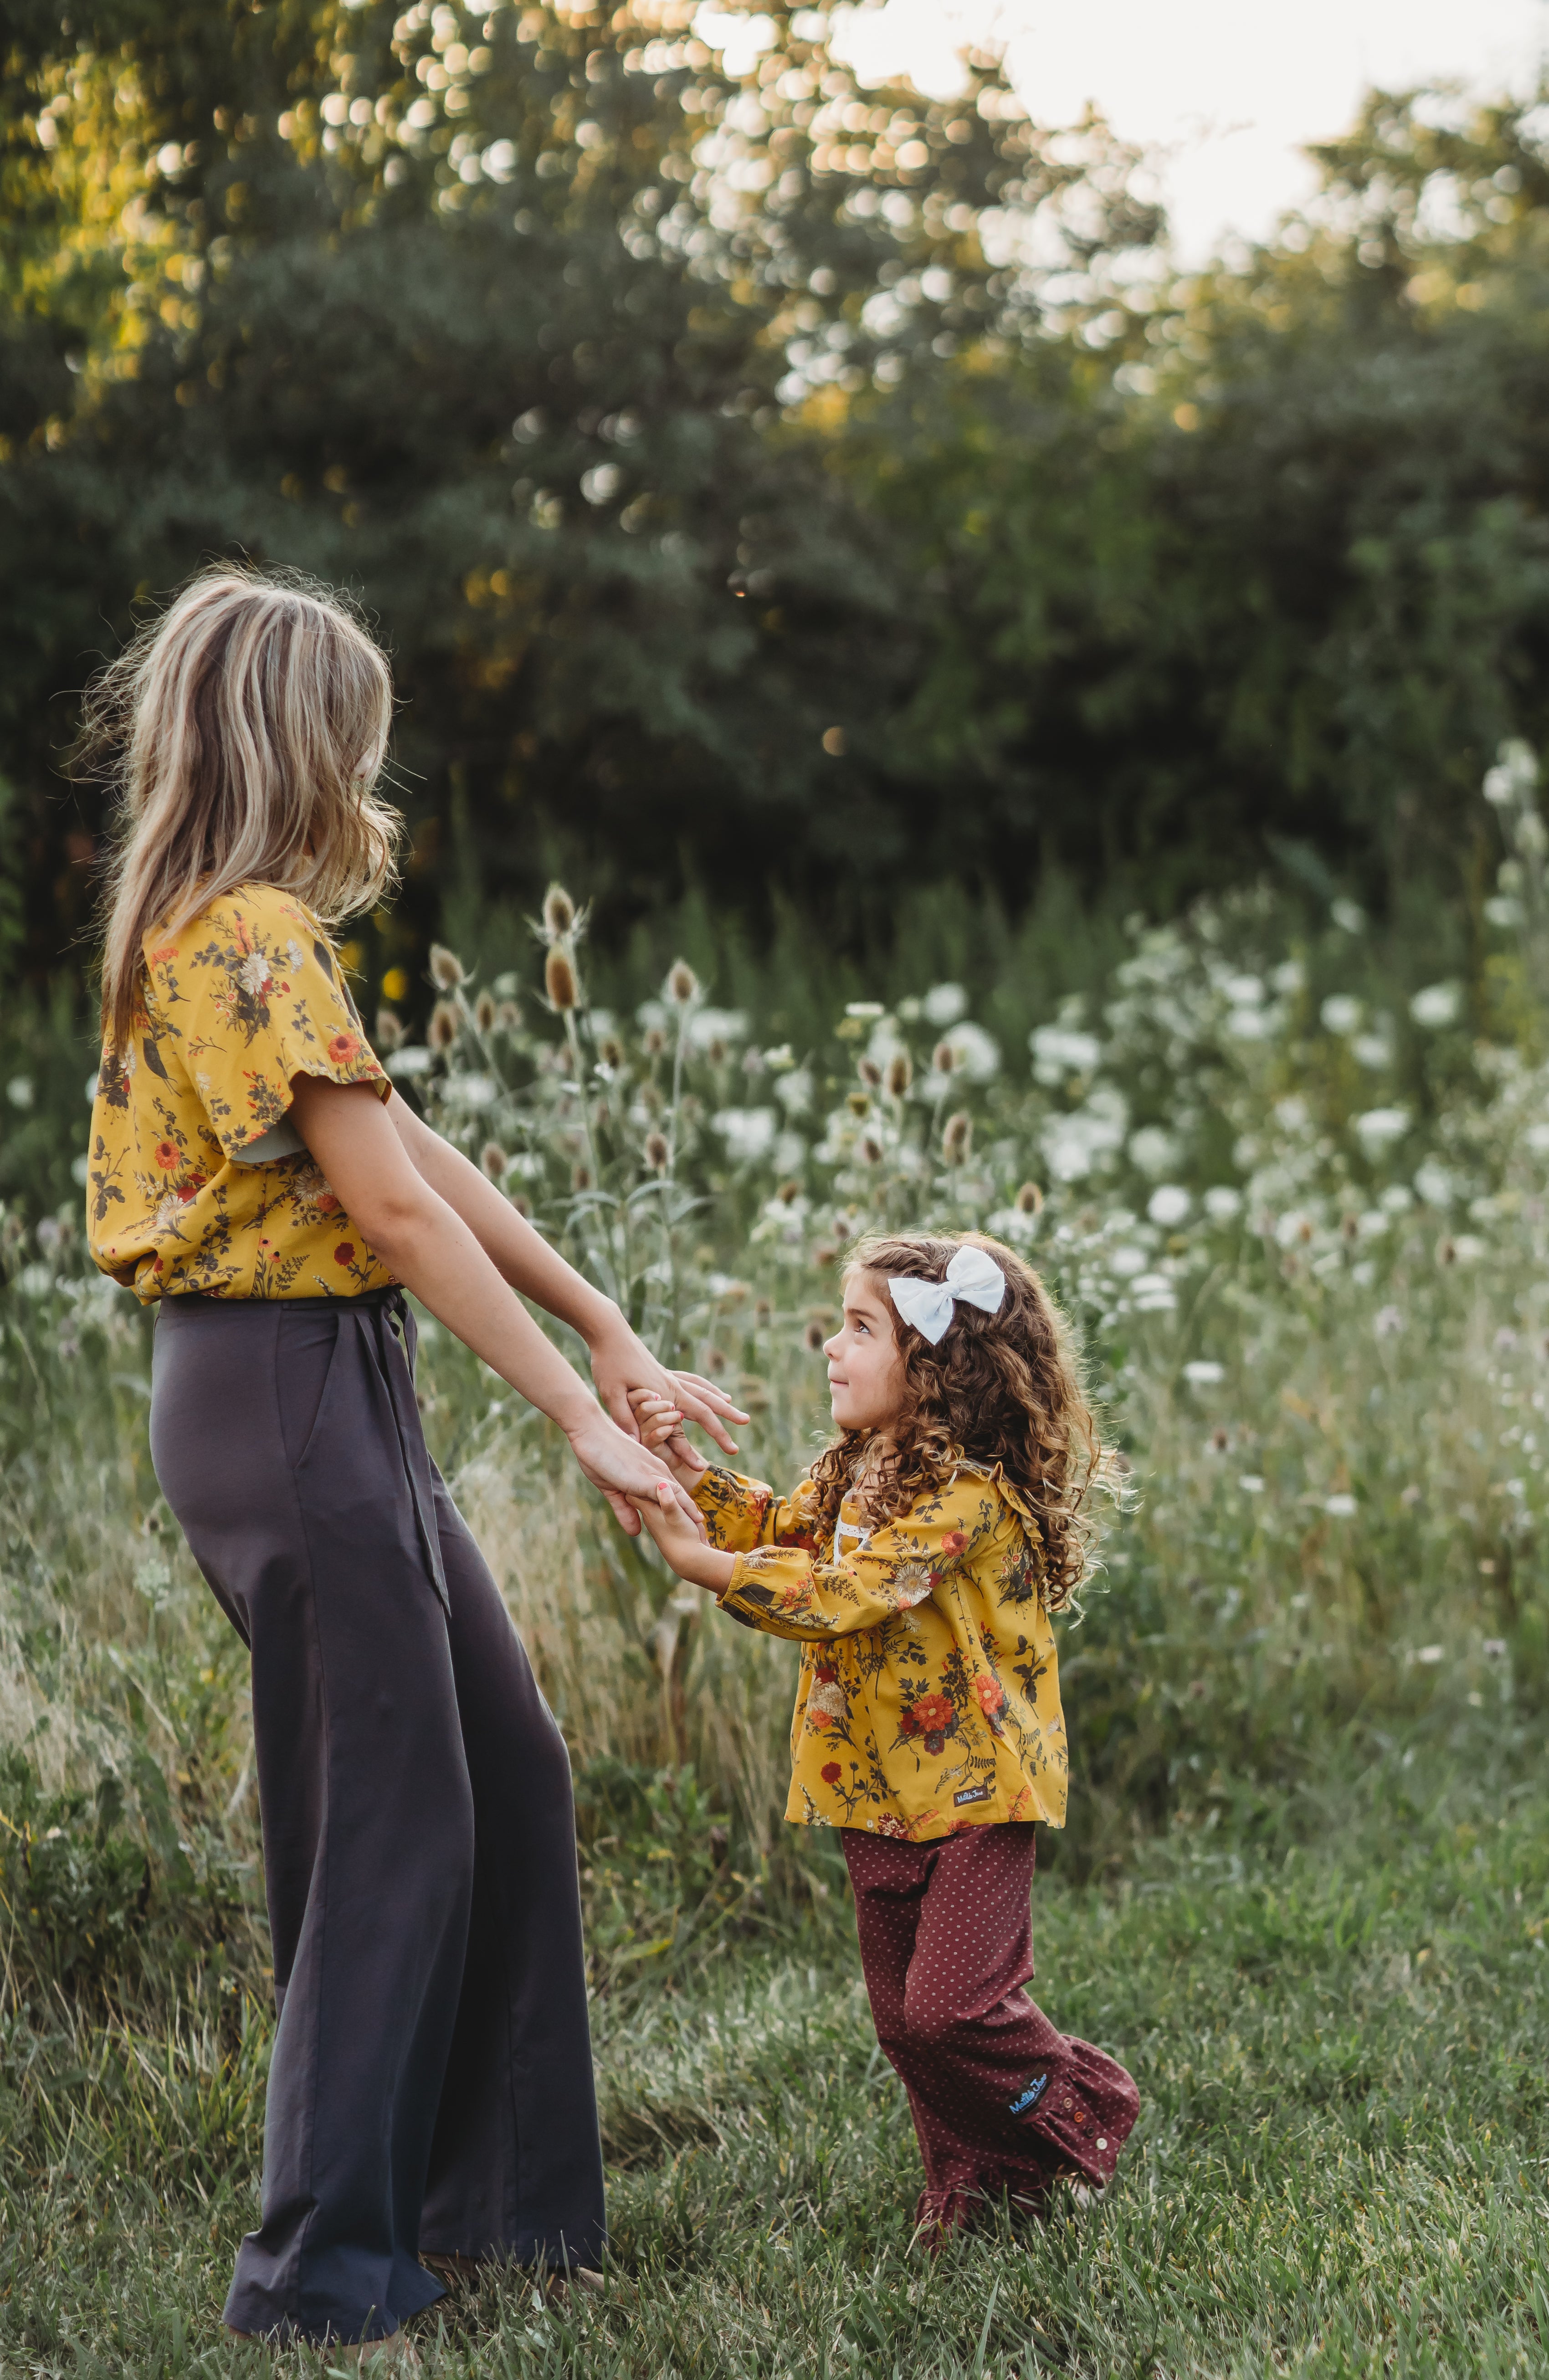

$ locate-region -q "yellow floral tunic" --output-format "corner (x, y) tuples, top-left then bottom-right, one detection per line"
(86, 881), (393, 1302)
(694, 1463), (1068, 1841)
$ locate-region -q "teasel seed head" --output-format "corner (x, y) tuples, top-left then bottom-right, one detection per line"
(847, 1091), (871, 1119)
(942, 1111), (972, 1166)
(643, 1026), (667, 1059)
(933, 1039), (955, 1074)
(497, 998), (523, 1031)
(1015, 1180), (1044, 1215)
(573, 1162), (591, 1192)
(374, 1006), (404, 1053)
(428, 999), (458, 1052)
(429, 944), (465, 990)
(859, 1132), (884, 1165)
(667, 958), (699, 1007)
(543, 882), (576, 940)
(600, 1034), (625, 1069)
(545, 948), (580, 1012)
(480, 1142), (507, 1182)
(858, 1057), (882, 1089)
(474, 989), (497, 1033)
(804, 1319), (826, 1351)
(776, 1179), (801, 1204)
(707, 1036), (727, 1067)
(646, 1131), (670, 1173)
(886, 1051), (913, 1098)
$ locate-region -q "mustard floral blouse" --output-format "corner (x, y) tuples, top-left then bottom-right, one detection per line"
(694, 1463), (1068, 1841)
(86, 881), (393, 1302)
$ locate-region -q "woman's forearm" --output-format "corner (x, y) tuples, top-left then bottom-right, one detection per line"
(372, 1192), (600, 1434)
(388, 1095), (616, 1342)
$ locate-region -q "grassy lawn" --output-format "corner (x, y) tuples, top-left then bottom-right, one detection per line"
(5, 1727), (1547, 2380)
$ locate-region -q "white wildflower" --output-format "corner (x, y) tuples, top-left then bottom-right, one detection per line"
(1109, 1246), (1149, 1278)
(1320, 995), (1362, 1035)
(6, 1076), (34, 1110)
(1203, 1186), (1243, 1222)
(1331, 899), (1366, 933)
(386, 1046), (434, 1078)
(1030, 1025), (1102, 1082)
(439, 1073), (498, 1110)
(1148, 1184), (1192, 1227)
(1374, 1305), (1404, 1338)
(1414, 1162), (1454, 1207)
(1410, 983), (1461, 1029)
(923, 983), (968, 1026)
(1184, 1360), (1224, 1385)
(774, 1067), (813, 1116)
(1238, 1474), (1265, 1493)
(1352, 1033), (1393, 1070)
(942, 1022), (1000, 1083)
(1324, 1493), (1357, 1517)
(1354, 1107), (1409, 1153)
(687, 1007), (749, 1050)
(1412, 1643), (1445, 1665)
(711, 1108), (777, 1163)
(1129, 1125), (1180, 1178)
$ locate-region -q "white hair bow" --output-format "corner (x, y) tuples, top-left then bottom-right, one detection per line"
(886, 1245), (1006, 1346)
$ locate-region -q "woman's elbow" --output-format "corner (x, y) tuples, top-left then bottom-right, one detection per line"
(345, 1187), (438, 1264)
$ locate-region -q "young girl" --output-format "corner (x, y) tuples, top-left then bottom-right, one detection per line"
(83, 566), (745, 2356)
(630, 1230), (1139, 2237)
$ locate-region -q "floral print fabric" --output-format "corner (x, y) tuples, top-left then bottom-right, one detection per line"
(693, 1463), (1068, 1841)
(86, 881), (392, 1302)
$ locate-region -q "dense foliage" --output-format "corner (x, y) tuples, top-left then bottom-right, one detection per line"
(6, 4), (1549, 988)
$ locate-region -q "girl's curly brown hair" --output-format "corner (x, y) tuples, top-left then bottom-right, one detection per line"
(807, 1230), (1098, 1612)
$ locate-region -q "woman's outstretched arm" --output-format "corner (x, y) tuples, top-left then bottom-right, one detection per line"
(290, 1076), (699, 1535)
(383, 1089), (745, 1471)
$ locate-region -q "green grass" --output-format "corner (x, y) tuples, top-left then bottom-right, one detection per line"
(5, 1725), (1548, 2378)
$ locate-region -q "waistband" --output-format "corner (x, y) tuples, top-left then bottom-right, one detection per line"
(159, 1286), (404, 1315)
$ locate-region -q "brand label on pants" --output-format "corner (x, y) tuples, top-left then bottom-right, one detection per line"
(1008, 2073), (1049, 2117)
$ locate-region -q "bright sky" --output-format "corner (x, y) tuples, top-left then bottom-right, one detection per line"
(825, 0), (1549, 260)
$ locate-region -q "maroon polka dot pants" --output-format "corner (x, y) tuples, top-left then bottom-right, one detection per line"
(842, 1822), (1139, 2240)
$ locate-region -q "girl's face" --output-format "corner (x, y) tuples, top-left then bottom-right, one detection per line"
(823, 1269), (907, 1436)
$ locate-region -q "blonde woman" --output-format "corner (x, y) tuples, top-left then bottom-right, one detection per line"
(82, 568), (743, 2358)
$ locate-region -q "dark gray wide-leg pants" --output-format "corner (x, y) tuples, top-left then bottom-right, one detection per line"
(150, 1287), (606, 2345)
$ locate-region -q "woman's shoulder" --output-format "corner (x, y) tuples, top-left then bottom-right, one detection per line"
(146, 879), (331, 966)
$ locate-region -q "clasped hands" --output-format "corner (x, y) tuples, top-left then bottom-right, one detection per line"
(619, 1387), (737, 1594)
(570, 1323), (744, 1553)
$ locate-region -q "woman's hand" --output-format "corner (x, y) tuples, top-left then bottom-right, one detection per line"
(564, 1408), (708, 1540)
(588, 1321), (749, 1474)
(631, 1490), (736, 1596)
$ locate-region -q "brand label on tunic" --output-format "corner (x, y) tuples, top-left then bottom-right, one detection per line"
(1008, 2073), (1049, 2117)
(954, 1784), (991, 1806)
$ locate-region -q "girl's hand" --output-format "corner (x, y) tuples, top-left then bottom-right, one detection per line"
(563, 1409), (708, 1540)
(588, 1321), (749, 1472)
(632, 1491), (736, 1595)
(626, 1387), (702, 1480)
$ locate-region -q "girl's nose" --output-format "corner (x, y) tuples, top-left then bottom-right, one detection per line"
(822, 1334), (840, 1360)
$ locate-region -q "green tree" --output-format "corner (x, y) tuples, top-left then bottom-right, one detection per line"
(0, 0), (1154, 987)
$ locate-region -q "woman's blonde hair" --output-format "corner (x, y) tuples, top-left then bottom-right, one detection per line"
(808, 1229), (1099, 1611)
(85, 566), (401, 1053)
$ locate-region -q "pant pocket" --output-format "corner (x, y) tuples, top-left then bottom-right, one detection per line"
(278, 1310), (343, 1469)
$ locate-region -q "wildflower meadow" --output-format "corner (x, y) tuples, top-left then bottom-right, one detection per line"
(2, 755), (1548, 2375)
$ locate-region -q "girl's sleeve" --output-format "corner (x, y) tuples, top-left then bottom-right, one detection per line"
(690, 1467), (816, 1556)
(716, 1492), (979, 1643)
(149, 886), (388, 1160)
